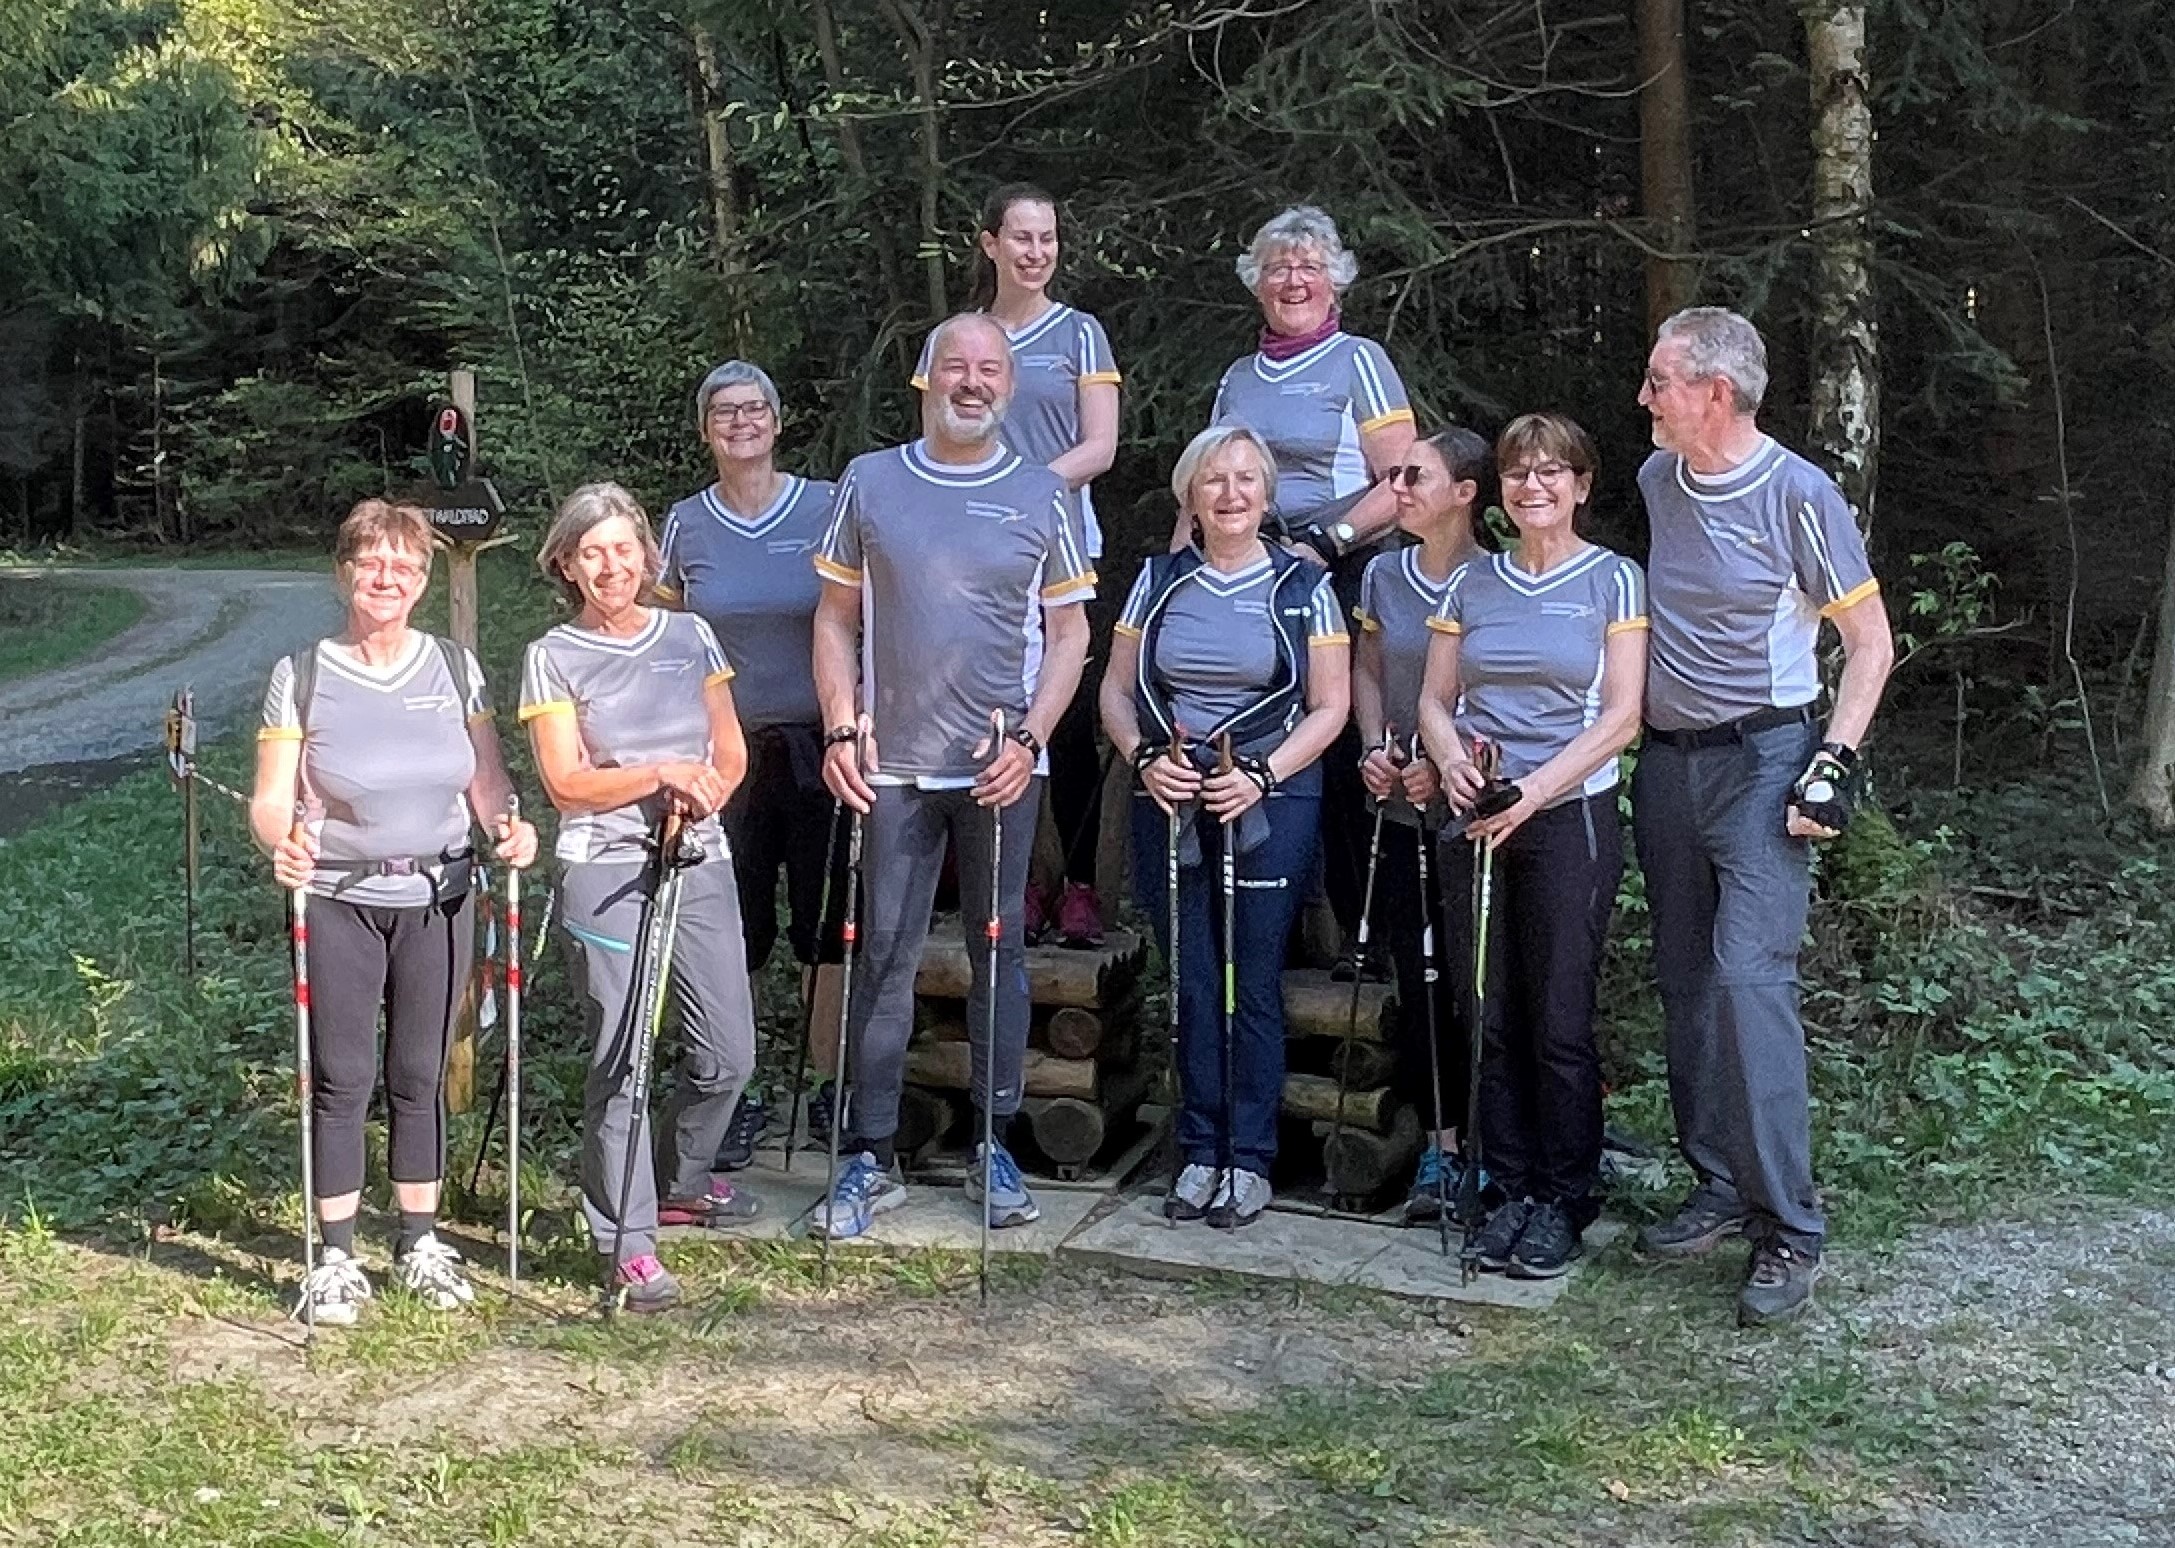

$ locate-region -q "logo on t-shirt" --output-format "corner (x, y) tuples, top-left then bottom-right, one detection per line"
(650, 656), (697, 677)
(403, 693), (458, 714)
(1280, 382), (1331, 397)
(1541, 603), (1594, 620)
(767, 539), (816, 556)
(966, 501), (1025, 524)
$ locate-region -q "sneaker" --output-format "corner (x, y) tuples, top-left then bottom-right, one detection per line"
(1207, 1168), (1272, 1230)
(806, 1080), (837, 1145)
(1023, 881), (1054, 945)
(1465, 1198), (1530, 1272)
(611, 1253), (681, 1315)
(1164, 1163), (1218, 1222)
(1054, 882), (1106, 949)
(293, 1245), (372, 1327)
(1403, 1146), (1467, 1224)
(963, 1140), (1042, 1229)
(713, 1089), (770, 1172)
(392, 1232), (477, 1311)
(811, 1151), (907, 1240)
(1507, 1201), (1581, 1280)
(1737, 1238), (1824, 1327)
(1638, 1188), (1753, 1260)
(658, 1177), (762, 1230)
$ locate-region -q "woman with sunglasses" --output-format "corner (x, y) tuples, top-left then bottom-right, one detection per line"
(1417, 413), (1647, 1280)
(1351, 428), (1492, 1225)
(658, 361), (843, 1168)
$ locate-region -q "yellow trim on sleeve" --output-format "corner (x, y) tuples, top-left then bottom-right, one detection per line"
(1112, 620), (1143, 639)
(909, 374), (930, 391)
(1312, 631), (1352, 649)
(1352, 608), (1380, 634)
(1425, 616), (1462, 636)
(1042, 570), (1099, 599)
(1359, 407), (1416, 435)
(813, 556), (863, 587)
(1078, 371), (1123, 387)
(702, 668), (736, 689)
(517, 700), (574, 724)
(257, 726), (303, 743)
(1820, 577), (1882, 618)
(1606, 617), (1651, 637)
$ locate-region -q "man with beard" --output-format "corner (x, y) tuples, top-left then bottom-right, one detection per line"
(809, 312), (1096, 1238)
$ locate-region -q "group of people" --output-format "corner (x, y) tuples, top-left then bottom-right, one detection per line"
(252, 190), (1893, 1330)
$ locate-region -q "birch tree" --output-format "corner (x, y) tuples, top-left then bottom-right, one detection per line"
(1802, 0), (1879, 531)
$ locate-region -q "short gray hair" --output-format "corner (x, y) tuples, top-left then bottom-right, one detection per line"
(1171, 424), (1279, 514)
(693, 360), (780, 433)
(1236, 205), (1360, 294)
(537, 481), (661, 609)
(1656, 307), (1769, 414)
(923, 312), (1015, 375)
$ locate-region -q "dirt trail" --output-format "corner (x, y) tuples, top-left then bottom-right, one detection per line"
(0, 566), (340, 776)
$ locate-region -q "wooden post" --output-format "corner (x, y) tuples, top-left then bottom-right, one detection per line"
(444, 366), (481, 1113)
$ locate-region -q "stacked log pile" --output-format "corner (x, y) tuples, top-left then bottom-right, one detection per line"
(1278, 969), (1419, 1203)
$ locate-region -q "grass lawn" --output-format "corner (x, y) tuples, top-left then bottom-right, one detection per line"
(0, 575), (146, 685)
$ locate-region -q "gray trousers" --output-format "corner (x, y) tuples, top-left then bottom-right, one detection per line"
(560, 857), (756, 1263)
(847, 780), (1039, 1143)
(1632, 721), (1825, 1251)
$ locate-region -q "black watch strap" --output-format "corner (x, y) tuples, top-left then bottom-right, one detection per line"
(1009, 725), (1043, 758)
(823, 724), (859, 748)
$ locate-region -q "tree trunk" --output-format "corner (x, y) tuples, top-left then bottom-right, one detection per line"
(1802, 1), (1880, 533)
(1635, 0), (1698, 333)
(807, 0), (910, 344)
(2128, 496), (2175, 825)
(689, 25), (744, 275)
(873, 0), (947, 321)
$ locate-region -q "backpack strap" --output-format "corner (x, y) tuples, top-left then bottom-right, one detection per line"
(429, 633), (481, 724)
(290, 641), (322, 735)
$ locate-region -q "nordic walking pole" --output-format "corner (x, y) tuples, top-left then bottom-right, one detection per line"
(1459, 737), (1504, 1282)
(1216, 733), (1238, 1208)
(819, 724), (868, 1288)
(1326, 724), (1395, 1207)
(1412, 754), (1452, 1258)
(978, 709), (1006, 1308)
(503, 793), (524, 1288)
(285, 801), (318, 1341)
(605, 807), (694, 1315)
(1163, 728), (1188, 1229)
(783, 799), (846, 1173)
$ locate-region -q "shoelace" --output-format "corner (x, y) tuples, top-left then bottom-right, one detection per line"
(302, 1257), (369, 1303)
(403, 1238), (465, 1286)
(985, 1146), (1022, 1191)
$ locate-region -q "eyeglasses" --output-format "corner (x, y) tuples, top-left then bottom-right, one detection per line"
(707, 400), (774, 424)
(1386, 465), (1427, 488)
(352, 559), (427, 584)
(1501, 462), (1577, 486)
(1263, 260), (1327, 283)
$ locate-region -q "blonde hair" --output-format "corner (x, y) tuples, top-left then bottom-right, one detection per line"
(1170, 424), (1279, 516)
(334, 499), (438, 569)
(537, 482), (661, 609)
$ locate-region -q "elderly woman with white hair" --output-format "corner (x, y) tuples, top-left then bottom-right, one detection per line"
(1102, 425), (1351, 1230)
(522, 482), (762, 1314)
(659, 361), (843, 1168)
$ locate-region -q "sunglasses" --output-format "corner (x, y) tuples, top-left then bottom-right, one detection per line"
(1386, 465), (1427, 489)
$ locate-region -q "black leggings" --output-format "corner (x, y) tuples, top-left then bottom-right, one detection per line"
(1372, 819), (1470, 1140)
(305, 892), (473, 1198)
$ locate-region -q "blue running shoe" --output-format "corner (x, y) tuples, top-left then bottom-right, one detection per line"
(963, 1140), (1041, 1229)
(1404, 1145), (1477, 1225)
(811, 1151), (906, 1240)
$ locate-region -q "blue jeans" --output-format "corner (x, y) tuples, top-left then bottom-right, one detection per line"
(1633, 721), (1824, 1251)
(1132, 788), (1320, 1174)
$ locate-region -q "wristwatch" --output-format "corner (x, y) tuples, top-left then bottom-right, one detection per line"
(823, 724), (859, 748)
(1009, 725), (1044, 758)
(1328, 519), (1358, 553)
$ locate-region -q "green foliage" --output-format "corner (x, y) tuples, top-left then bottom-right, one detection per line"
(0, 576), (143, 682)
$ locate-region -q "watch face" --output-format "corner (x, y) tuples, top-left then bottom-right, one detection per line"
(1332, 522), (1356, 543)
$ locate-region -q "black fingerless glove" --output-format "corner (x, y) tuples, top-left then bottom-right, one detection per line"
(1788, 742), (1860, 833)
(1234, 753), (1278, 797)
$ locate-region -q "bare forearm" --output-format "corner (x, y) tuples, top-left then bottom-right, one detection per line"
(1352, 638), (1387, 745)
(812, 602), (860, 731)
(1341, 480), (1402, 544)
(1267, 705), (1347, 783)
(1825, 634), (1893, 749)
(1048, 442), (1111, 489)
(542, 762), (664, 816)
(1515, 709), (1639, 810)
(1025, 617), (1088, 746)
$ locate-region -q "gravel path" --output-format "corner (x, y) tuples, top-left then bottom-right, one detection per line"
(0, 566), (341, 775)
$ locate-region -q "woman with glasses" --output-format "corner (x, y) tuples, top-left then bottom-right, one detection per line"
(1416, 413), (1646, 1280)
(1204, 204), (1418, 978)
(1350, 428), (1492, 1224)
(252, 499), (539, 1326)
(658, 361), (844, 1168)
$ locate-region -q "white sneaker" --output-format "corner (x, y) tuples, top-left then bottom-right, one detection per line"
(393, 1232), (476, 1311)
(1164, 1163), (1218, 1222)
(1208, 1168), (1272, 1231)
(294, 1245), (372, 1327)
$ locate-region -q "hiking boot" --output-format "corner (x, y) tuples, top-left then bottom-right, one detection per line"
(392, 1232), (476, 1311)
(1465, 1198), (1530, 1272)
(658, 1177), (762, 1230)
(1737, 1238), (1824, 1327)
(1507, 1201), (1581, 1280)
(713, 1089), (770, 1172)
(1207, 1168), (1272, 1230)
(293, 1245), (372, 1328)
(1403, 1145), (1471, 1225)
(611, 1253), (681, 1315)
(1054, 882), (1106, 949)
(807, 1080), (836, 1145)
(811, 1151), (907, 1240)
(963, 1140), (1042, 1229)
(1638, 1189), (1752, 1260)
(1164, 1163), (1218, 1222)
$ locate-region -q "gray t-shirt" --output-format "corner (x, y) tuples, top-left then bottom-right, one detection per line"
(1115, 554), (1347, 740)
(1638, 438), (1879, 732)
(914, 304), (1120, 559)
(1427, 545), (1647, 806)
(1210, 332), (1412, 527)
(518, 610), (735, 864)
(658, 474), (835, 729)
(259, 634), (489, 905)
(815, 440), (1095, 783)
(1357, 546), (1458, 826)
